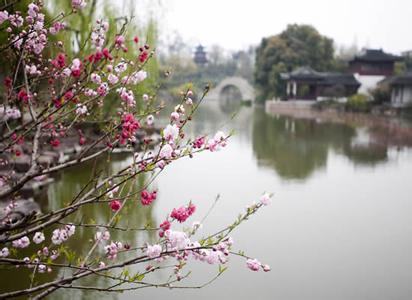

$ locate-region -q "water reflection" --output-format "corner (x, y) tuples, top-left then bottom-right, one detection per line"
(0, 154), (158, 299)
(251, 109), (408, 180)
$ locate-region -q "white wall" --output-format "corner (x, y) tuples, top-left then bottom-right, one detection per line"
(391, 86), (412, 108)
(354, 74), (385, 95)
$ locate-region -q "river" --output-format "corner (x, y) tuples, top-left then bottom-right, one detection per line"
(3, 102), (412, 300)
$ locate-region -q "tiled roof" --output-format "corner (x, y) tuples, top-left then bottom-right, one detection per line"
(351, 49), (402, 63)
(384, 73), (412, 85)
(281, 67), (360, 86)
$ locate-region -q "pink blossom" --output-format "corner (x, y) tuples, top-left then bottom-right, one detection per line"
(49, 22), (65, 35)
(141, 190), (157, 206)
(61, 68), (71, 77)
(262, 264), (271, 272)
(146, 115), (154, 126)
(90, 73), (101, 84)
(146, 244), (162, 258)
(42, 247), (49, 256)
(108, 73), (118, 85)
(170, 203), (196, 223)
(0, 247), (9, 258)
(118, 88), (135, 107)
(76, 104), (88, 115)
(64, 90), (74, 100)
(84, 88), (97, 97)
(25, 64), (38, 75)
(142, 94), (149, 101)
(4, 107), (21, 120)
(50, 138), (60, 148)
(9, 14), (23, 27)
(52, 53), (66, 69)
(105, 242), (122, 260)
(12, 236), (30, 248)
(114, 61), (128, 74)
(260, 193), (271, 206)
(207, 131), (227, 152)
(159, 144), (173, 159)
(95, 231), (110, 242)
(0, 11), (9, 25)
(28, 3), (40, 18)
(109, 200), (121, 212)
(50, 224), (75, 245)
(170, 111), (180, 122)
(33, 232), (45, 244)
(163, 124), (179, 143)
(38, 264), (47, 273)
(50, 250), (59, 260)
(65, 224), (75, 236)
(72, 0), (87, 9)
(97, 83), (109, 96)
(174, 104), (185, 114)
(186, 97), (193, 105)
(246, 258), (261, 271)
(158, 220), (171, 237)
(115, 35), (125, 48)
(120, 113), (140, 144)
(51, 229), (68, 245)
(165, 230), (190, 249)
(193, 136), (205, 149)
(71, 58), (82, 77)
(131, 70), (147, 83)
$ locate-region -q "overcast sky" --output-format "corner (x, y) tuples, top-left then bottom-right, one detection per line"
(159, 0), (412, 54)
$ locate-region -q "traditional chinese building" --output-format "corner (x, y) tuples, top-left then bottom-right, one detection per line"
(194, 45), (208, 66)
(348, 49), (402, 94)
(280, 67), (360, 101)
(382, 73), (412, 107)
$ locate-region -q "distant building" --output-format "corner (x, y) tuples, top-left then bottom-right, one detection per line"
(348, 49), (402, 94)
(402, 50), (412, 59)
(194, 45), (208, 66)
(382, 73), (412, 108)
(280, 67), (360, 101)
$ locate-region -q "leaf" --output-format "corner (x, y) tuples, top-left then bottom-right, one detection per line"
(136, 273), (145, 281)
(218, 265), (228, 274)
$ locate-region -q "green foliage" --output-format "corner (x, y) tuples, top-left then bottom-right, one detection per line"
(395, 61), (407, 75)
(370, 86), (391, 105)
(254, 24), (337, 103)
(346, 94), (370, 112)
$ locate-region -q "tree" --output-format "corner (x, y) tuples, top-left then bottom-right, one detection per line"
(254, 24), (337, 102)
(0, 1), (271, 298)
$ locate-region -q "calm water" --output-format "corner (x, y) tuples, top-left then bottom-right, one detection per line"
(4, 103), (412, 299)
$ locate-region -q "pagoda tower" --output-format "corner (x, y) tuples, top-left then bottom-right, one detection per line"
(194, 44), (207, 66)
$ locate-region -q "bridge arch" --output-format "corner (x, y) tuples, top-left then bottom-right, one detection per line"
(205, 77), (255, 103)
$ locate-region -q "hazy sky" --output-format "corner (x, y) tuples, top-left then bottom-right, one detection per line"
(161, 0), (412, 54)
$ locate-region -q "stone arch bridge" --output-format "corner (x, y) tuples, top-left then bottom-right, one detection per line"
(204, 77), (255, 103)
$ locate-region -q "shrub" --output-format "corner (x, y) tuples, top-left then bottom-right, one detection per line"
(345, 94), (370, 112)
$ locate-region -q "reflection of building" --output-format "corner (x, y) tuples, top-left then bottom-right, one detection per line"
(280, 67), (360, 101)
(384, 73), (412, 107)
(348, 49), (402, 94)
(194, 45), (208, 66)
